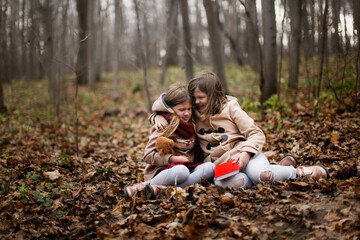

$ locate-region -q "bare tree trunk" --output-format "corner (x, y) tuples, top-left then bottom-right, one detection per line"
(215, 1), (243, 66)
(243, 0), (259, 71)
(95, 1), (103, 82)
(288, 0), (302, 89)
(194, 1), (203, 63)
(75, 0), (88, 85)
(134, 0), (152, 112)
(113, 0), (122, 101)
(159, 0), (178, 85)
(179, 0), (194, 81)
(9, 0), (19, 79)
(57, 0), (69, 122)
(0, 0), (5, 112)
(353, 0), (360, 109)
(20, 0), (26, 78)
(330, 0), (341, 54)
(167, 4), (179, 67)
(261, 0), (277, 104)
(315, 0), (328, 116)
(278, 0), (287, 101)
(87, 0), (97, 90)
(203, 0), (228, 94)
(143, 3), (150, 68)
(41, 0), (57, 104)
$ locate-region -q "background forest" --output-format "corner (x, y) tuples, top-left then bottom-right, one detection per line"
(0, 0), (359, 239)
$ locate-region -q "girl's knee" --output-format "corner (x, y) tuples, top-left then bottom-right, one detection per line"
(215, 175), (251, 189)
(172, 165), (190, 183)
(202, 162), (215, 175)
(260, 170), (274, 183)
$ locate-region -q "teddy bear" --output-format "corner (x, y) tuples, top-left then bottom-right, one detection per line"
(155, 135), (181, 156)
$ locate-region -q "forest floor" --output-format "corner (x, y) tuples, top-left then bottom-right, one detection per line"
(0, 67), (359, 239)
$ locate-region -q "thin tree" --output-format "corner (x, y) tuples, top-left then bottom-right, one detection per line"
(57, 0), (69, 122)
(20, 0), (26, 78)
(75, 0), (88, 85)
(87, 0), (97, 90)
(278, 0), (287, 101)
(134, 0), (152, 112)
(315, 0), (329, 116)
(243, 0), (259, 72)
(288, 0), (302, 89)
(9, 0), (19, 80)
(159, 0), (178, 85)
(194, 1), (203, 63)
(41, 0), (57, 104)
(260, 0), (277, 104)
(203, 0), (228, 94)
(215, 1), (243, 66)
(113, 0), (122, 101)
(179, 0), (194, 81)
(330, 0), (341, 54)
(353, 0), (360, 109)
(0, 0), (5, 112)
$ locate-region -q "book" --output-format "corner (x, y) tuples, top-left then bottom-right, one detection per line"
(214, 160), (240, 181)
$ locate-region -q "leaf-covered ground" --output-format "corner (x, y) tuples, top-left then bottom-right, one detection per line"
(0, 68), (359, 239)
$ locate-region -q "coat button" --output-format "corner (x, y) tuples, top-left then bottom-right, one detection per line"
(255, 144), (259, 149)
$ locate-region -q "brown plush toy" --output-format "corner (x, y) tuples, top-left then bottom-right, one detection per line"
(155, 135), (181, 156)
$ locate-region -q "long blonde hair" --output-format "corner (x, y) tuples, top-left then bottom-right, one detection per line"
(162, 83), (192, 138)
(188, 70), (227, 120)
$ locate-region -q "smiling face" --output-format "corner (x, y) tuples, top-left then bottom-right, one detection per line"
(172, 100), (192, 122)
(193, 88), (209, 114)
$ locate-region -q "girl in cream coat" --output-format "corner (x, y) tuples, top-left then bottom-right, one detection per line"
(153, 71), (329, 189)
(124, 84), (214, 200)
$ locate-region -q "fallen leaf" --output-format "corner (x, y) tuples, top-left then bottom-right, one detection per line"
(43, 170), (61, 180)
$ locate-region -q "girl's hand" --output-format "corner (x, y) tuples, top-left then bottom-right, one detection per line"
(154, 115), (168, 132)
(232, 152), (251, 170)
(169, 155), (190, 163)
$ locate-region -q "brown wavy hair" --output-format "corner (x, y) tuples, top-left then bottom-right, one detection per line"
(162, 83), (192, 138)
(188, 70), (227, 120)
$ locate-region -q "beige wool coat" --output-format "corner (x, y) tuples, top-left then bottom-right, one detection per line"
(194, 96), (265, 166)
(144, 93), (196, 181)
(151, 95), (265, 166)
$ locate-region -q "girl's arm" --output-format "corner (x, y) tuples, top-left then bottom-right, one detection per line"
(229, 100), (265, 168)
(151, 113), (168, 132)
(144, 127), (190, 166)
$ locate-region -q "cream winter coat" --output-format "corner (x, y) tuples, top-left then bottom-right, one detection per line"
(144, 93), (196, 181)
(151, 95), (265, 166)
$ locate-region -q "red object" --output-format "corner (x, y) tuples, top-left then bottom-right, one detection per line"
(160, 161), (203, 172)
(214, 160), (240, 181)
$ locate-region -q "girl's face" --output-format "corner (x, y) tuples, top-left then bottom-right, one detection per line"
(193, 88), (208, 114)
(172, 100), (192, 122)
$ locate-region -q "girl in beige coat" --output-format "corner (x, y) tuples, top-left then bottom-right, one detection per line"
(153, 71), (329, 189)
(124, 84), (214, 199)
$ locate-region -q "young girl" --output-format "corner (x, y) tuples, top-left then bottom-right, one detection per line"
(124, 83), (215, 199)
(153, 71), (329, 189)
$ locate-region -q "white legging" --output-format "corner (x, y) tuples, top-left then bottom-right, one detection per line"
(150, 162), (215, 187)
(215, 152), (297, 189)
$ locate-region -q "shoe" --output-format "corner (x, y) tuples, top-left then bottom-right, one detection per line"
(123, 180), (150, 200)
(296, 165), (330, 180)
(144, 185), (168, 200)
(279, 154), (298, 167)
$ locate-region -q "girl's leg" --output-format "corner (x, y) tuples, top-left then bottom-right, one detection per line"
(150, 165), (190, 186)
(244, 152), (297, 184)
(178, 162), (215, 187)
(214, 172), (253, 190)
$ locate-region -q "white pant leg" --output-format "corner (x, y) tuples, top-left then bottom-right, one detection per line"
(178, 162), (215, 187)
(150, 165), (190, 186)
(261, 165), (297, 182)
(214, 172), (253, 190)
(243, 152), (270, 184)
(244, 152), (297, 184)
